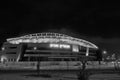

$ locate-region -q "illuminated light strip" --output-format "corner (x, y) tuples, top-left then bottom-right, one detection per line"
(7, 32), (98, 49)
(86, 47), (89, 56)
(49, 44), (70, 49)
(9, 38), (95, 48)
(8, 38), (97, 49)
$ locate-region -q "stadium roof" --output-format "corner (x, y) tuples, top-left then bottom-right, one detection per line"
(6, 32), (98, 49)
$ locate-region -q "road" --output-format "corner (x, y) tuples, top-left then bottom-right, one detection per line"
(0, 69), (120, 80)
(89, 74), (120, 80)
(0, 62), (120, 80)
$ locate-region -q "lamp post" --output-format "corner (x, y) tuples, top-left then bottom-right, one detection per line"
(35, 47), (41, 76)
(37, 57), (40, 76)
(102, 50), (107, 63)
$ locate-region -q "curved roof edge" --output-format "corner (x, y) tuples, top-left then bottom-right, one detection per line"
(6, 32), (98, 49)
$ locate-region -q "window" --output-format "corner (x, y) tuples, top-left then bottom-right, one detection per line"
(8, 58), (15, 62)
(72, 45), (79, 52)
(27, 47), (33, 50)
(9, 46), (17, 49)
(64, 58), (70, 61)
(54, 58), (62, 61)
(80, 46), (86, 52)
(71, 58), (76, 61)
(6, 52), (16, 54)
(37, 47), (50, 50)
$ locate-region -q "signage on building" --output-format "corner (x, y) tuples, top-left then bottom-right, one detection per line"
(49, 43), (70, 49)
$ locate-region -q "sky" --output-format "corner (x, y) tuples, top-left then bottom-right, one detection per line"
(1, 0), (120, 56)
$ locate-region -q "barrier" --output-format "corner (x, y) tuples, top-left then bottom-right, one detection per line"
(1, 61), (119, 70)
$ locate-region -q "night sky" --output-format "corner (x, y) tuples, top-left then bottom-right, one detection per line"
(1, 0), (120, 56)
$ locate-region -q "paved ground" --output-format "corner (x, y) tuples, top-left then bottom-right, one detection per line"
(89, 74), (120, 80)
(0, 69), (120, 80)
(0, 72), (120, 80)
(0, 72), (78, 80)
(0, 62), (120, 80)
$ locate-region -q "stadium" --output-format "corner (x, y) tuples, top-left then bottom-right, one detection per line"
(0, 32), (120, 80)
(0, 32), (102, 69)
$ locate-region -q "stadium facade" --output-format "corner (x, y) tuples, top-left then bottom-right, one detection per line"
(0, 32), (100, 63)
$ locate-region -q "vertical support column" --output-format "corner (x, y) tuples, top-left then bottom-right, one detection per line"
(16, 44), (23, 62)
(37, 57), (40, 76)
(86, 47), (89, 56)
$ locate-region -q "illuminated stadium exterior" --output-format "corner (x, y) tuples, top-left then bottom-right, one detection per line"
(0, 32), (100, 63)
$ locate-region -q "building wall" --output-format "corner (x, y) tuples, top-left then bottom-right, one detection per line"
(0, 42), (98, 62)
(0, 42), (22, 62)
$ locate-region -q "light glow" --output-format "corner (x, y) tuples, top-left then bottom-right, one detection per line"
(0, 56), (8, 62)
(103, 50), (107, 54)
(72, 45), (79, 52)
(33, 47), (37, 50)
(6, 32), (98, 49)
(86, 47), (89, 56)
(1, 47), (5, 51)
(49, 44), (70, 49)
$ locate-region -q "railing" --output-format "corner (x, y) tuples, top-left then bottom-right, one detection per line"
(1, 61), (120, 70)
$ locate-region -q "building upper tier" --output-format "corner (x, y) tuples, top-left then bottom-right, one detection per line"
(6, 32), (98, 49)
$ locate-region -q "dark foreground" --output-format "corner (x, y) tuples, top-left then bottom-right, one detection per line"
(0, 68), (120, 80)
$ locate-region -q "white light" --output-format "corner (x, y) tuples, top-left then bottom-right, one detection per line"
(33, 47), (37, 50)
(50, 44), (59, 47)
(72, 45), (79, 52)
(49, 44), (70, 49)
(0, 56), (7, 62)
(103, 50), (107, 54)
(59, 44), (70, 48)
(1, 47), (5, 50)
(7, 32), (98, 49)
(86, 47), (89, 56)
(73, 48), (79, 52)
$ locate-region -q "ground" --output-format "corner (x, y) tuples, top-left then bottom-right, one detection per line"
(0, 69), (120, 80)
(0, 62), (120, 80)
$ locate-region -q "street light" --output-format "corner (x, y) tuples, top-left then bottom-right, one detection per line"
(102, 50), (107, 61)
(103, 50), (107, 54)
(34, 47), (37, 50)
(1, 47), (5, 51)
